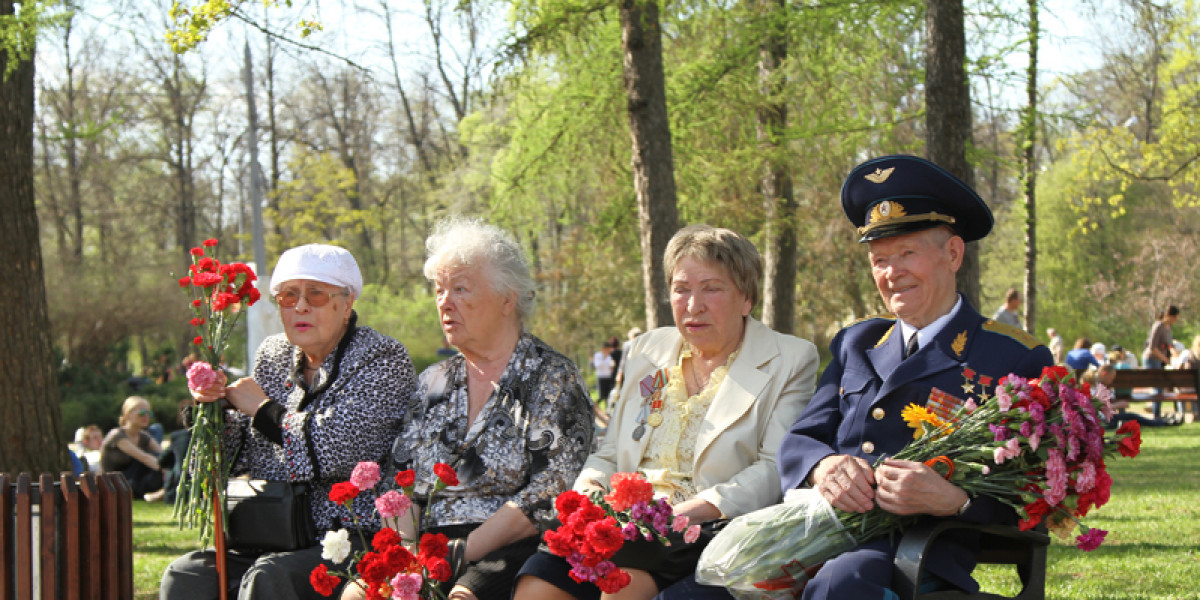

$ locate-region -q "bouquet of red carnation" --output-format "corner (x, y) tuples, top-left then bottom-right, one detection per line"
(311, 461), (459, 599)
(172, 238), (262, 545)
(544, 472), (702, 593)
(697, 366), (1141, 599)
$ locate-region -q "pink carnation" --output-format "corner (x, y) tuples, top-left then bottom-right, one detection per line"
(1045, 449), (1068, 506)
(995, 386), (1012, 411)
(350, 462), (381, 491)
(390, 572), (424, 600)
(186, 361), (222, 391)
(683, 524), (702, 544)
(1075, 527), (1107, 551)
(1075, 461), (1097, 494)
(375, 490), (412, 519)
(671, 515), (690, 533)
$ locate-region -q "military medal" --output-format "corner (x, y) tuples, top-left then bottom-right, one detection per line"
(632, 369), (669, 441)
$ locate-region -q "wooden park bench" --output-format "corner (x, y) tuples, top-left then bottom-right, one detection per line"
(1108, 367), (1199, 414)
(1, 472), (133, 600)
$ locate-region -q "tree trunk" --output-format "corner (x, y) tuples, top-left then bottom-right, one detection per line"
(924, 0), (980, 309)
(620, 0), (679, 329)
(1021, 0), (1039, 334)
(1, 1), (64, 473)
(758, 0), (796, 333)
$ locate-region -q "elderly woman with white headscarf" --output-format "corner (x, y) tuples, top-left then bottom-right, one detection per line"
(340, 218), (594, 600)
(161, 244), (418, 600)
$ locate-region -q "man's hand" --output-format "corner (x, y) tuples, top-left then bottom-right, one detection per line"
(874, 458), (967, 516)
(811, 454), (876, 513)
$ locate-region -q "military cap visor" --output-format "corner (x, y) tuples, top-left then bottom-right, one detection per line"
(841, 155), (993, 243)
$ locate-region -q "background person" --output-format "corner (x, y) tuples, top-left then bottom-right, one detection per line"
(160, 243), (417, 600)
(1046, 328), (1064, 365)
(342, 219), (593, 600)
(514, 224), (819, 600)
(773, 155), (1054, 600)
(100, 396), (166, 499)
(1065, 338), (1100, 373)
(1146, 305), (1182, 419)
(992, 288), (1021, 328)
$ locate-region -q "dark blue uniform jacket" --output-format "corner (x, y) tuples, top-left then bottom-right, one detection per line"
(778, 296), (1053, 592)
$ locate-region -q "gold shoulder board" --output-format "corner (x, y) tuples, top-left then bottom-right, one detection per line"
(981, 320), (1042, 350)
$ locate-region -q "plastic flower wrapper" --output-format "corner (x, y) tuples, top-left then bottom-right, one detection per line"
(696, 366), (1141, 597)
(544, 472), (702, 594)
(696, 488), (854, 600)
(172, 238), (262, 545)
(311, 461), (459, 599)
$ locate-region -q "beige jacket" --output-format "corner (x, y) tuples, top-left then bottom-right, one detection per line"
(575, 318), (818, 519)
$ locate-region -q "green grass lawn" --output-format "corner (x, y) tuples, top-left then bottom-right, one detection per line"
(133, 425), (1200, 599)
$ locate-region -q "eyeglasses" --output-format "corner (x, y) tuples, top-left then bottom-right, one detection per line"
(137, 409), (152, 416)
(274, 288), (347, 308)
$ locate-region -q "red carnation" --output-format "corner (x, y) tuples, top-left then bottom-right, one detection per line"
(543, 528), (578, 557)
(193, 272), (223, 287)
(247, 287), (262, 305)
(1116, 421), (1142, 457)
(383, 544), (416, 572)
(309, 564), (341, 597)
(583, 517), (624, 558)
(1043, 365), (1069, 381)
(197, 257), (219, 272)
(596, 568), (632, 594)
(418, 532), (449, 560)
(356, 551), (392, 583)
(566, 502), (606, 534)
(425, 557), (452, 582)
(555, 490), (590, 518)
(203, 238), (219, 247)
(190, 317), (205, 327)
(329, 481), (361, 505)
(605, 472), (653, 512)
(192, 299), (203, 307)
(178, 276), (191, 287)
(394, 469), (416, 488)
(373, 528), (402, 551)
(190, 247), (204, 256)
(193, 336), (203, 346)
(1019, 498), (1050, 531)
(433, 463), (459, 487)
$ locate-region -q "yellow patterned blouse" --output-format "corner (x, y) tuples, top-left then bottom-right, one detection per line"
(638, 346), (738, 504)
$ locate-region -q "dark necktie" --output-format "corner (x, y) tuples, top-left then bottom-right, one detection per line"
(904, 333), (919, 359)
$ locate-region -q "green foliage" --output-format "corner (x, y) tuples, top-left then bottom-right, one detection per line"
(165, 0), (319, 54)
(0, 0), (62, 79)
(352, 283), (446, 374)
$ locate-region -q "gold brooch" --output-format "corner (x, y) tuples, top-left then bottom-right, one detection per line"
(864, 166), (895, 183)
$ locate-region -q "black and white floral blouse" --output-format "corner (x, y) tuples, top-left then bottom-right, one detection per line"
(224, 313), (416, 534)
(388, 333), (593, 528)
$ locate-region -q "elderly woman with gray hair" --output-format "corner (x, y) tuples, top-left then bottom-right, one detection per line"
(515, 224), (818, 600)
(340, 219), (593, 600)
(161, 244), (417, 600)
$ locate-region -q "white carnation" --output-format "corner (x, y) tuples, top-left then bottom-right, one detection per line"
(320, 528), (352, 564)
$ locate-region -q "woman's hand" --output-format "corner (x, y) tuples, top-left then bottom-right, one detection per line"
(223, 377), (270, 416)
(672, 497), (721, 523)
(338, 580), (365, 600)
(188, 371), (228, 404)
(811, 454), (876, 513)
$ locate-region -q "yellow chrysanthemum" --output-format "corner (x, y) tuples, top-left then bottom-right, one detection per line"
(901, 403), (948, 439)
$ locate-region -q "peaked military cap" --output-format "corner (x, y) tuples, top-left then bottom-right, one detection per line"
(841, 154), (993, 243)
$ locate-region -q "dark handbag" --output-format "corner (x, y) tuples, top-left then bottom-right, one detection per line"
(224, 478), (318, 552)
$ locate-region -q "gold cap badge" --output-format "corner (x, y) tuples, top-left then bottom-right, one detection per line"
(864, 167), (895, 183)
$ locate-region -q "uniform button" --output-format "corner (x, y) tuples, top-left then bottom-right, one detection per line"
(872, 408), (885, 420)
(839, 387), (845, 395)
(862, 441), (875, 454)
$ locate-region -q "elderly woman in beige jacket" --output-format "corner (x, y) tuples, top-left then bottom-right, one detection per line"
(514, 224), (819, 600)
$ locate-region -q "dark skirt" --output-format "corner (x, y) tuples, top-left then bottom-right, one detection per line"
(516, 520), (725, 599)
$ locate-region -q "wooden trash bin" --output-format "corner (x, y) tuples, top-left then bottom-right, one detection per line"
(1, 472), (133, 600)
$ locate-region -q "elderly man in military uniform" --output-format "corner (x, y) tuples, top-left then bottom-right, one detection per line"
(772, 155), (1055, 600)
